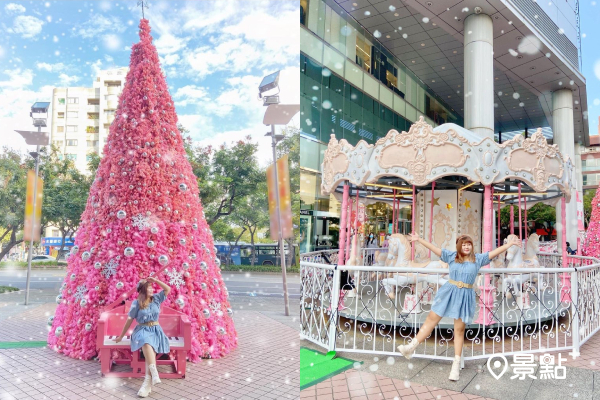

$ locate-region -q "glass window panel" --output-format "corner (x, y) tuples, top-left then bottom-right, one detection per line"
(406, 104), (417, 123)
(323, 4), (332, 44)
(344, 59), (363, 89)
(363, 73), (379, 99)
(417, 85), (426, 113)
(300, 138), (320, 171)
(301, 28), (324, 64)
(301, 171), (318, 210)
(394, 94), (406, 116)
(379, 85), (393, 109)
(323, 45), (344, 76)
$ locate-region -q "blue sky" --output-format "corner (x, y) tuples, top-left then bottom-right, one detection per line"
(0, 0), (299, 164)
(580, 0), (600, 136)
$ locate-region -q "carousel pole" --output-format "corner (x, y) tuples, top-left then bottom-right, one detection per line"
(392, 189), (397, 234)
(524, 195), (528, 247)
(560, 195), (572, 303)
(490, 186), (494, 250)
(345, 194), (352, 264)
(428, 182), (436, 258)
(475, 184), (495, 325)
(338, 183), (350, 265)
(411, 185), (416, 261)
(518, 183), (523, 241)
(510, 205), (514, 235)
(497, 193), (501, 247)
(355, 189), (359, 259)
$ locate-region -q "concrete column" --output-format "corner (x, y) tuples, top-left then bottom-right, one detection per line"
(552, 89), (578, 250)
(464, 13), (495, 139)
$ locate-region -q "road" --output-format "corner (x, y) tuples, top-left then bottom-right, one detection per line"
(0, 269), (301, 298)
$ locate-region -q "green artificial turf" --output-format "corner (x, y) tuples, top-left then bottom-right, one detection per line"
(300, 347), (359, 390)
(0, 341), (47, 349)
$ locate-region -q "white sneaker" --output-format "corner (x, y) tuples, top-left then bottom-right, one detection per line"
(448, 355), (461, 381)
(137, 375), (151, 397)
(149, 363), (161, 385)
(397, 338), (419, 360)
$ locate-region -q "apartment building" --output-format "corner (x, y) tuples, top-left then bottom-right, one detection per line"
(50, 67), (127, 173)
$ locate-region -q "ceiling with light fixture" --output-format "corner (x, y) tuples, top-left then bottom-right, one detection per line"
(332, 0), (589, 146)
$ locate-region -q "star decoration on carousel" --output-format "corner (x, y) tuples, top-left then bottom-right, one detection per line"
(429, 197), (440, 206)
(446, 203), (453, 210)
(463, 199), (471, 209)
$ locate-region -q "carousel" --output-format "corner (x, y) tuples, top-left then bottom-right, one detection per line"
(320, 116), (575, 329)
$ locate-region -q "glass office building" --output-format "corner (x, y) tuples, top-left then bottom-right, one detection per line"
(299, 0), (462, 253)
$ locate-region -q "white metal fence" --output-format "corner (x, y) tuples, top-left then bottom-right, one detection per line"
(300, 251), (600, 362)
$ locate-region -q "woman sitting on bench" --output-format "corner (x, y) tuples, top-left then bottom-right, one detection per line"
(115, 277), (171, 397)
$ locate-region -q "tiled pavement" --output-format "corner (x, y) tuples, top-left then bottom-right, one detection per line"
(0, 290), (300, 400)
(300, 327), (600, 400)
(299, 369), (497, 400)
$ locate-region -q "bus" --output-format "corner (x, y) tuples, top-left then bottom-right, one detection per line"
(214, 242), (296, 266)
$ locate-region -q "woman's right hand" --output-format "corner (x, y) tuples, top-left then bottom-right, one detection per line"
(114, 336), (123, 343)
(409, 233), (420, 243)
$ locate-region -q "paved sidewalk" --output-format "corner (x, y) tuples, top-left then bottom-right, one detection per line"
(0, 290), (299, 400)
(300, 337), (600, 400)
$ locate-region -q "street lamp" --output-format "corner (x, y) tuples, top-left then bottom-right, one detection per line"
(260, 71), (299, 317)
(15, 101), (50, 305)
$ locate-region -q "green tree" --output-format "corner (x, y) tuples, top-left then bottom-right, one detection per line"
(231, 180), (270, 267)
(41, 146), (91, 258)
(0, 148), (27, 261)
(499, 202), (555, 234)
(184, 133), (262, 227)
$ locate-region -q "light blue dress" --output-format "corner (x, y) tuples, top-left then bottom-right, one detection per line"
(430, 249), (490, 324)
(128, 290), (171, 354)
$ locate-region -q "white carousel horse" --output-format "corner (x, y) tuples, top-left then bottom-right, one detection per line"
(501, 234), (540, 303)
(380, 234), (448, 300)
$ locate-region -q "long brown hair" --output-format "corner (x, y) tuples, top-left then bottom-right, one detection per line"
(136, 280), (152, 310)
(455, 235), (475, 263)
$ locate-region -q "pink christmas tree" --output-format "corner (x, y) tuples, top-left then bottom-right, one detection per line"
(48, 19), (237, 362)
(583, 186), (600, 258)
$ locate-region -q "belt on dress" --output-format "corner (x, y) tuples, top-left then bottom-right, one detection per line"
(139, 321), (159, 327)
(448, 279), (473, 289)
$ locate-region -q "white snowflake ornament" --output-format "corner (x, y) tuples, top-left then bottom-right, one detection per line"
(102, 259), (119, 279)
(166, 268), (185, 289)
(74, 285), (88, 302)
(131, 213), (151, 230)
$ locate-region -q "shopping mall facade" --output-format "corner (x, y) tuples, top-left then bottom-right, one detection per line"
(299, 0), (588, 253)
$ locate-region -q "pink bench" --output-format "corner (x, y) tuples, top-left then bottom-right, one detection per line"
(96, 300), (191, 378)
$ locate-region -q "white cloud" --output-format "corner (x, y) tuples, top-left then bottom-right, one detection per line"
(5, 3), (26, 14)
(9, 15), (44, 39)
(58, 74), (80, 86)
(36, 62), (65, 72)
(103, 34), (122, 51)
(181, 2), (239, 31)
(74, 15), (125, 38)
(0, 81), (54, 155)
(173, 85), (210, 107)
(154, 33), (188, 55)
(0, 68), (34, 89)
(595, 59), (600, 81)
(162, 54), (180, 66)
(222, 9), (298, 59)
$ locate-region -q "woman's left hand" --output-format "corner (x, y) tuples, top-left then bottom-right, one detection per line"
(508, 237), (522, 248)
(146, 277), (158, 284)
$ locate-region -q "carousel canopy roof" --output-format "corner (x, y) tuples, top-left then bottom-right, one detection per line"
(321, 117), (574, 201)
